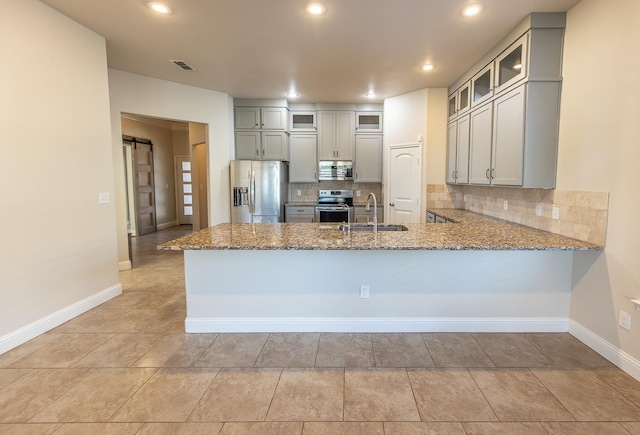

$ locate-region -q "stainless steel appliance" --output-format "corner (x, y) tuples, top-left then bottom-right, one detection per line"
(318, 161), (353, 181)
(315, 189), (353, 223)
(230, 160), (288, 223)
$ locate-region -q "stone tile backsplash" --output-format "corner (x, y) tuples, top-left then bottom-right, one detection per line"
(426, 184), (609, 246)
(288, 182), (383, 206)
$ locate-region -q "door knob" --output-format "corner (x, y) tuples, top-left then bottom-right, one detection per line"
(389, 203), (395, 207)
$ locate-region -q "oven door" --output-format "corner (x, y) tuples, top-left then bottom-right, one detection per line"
(315, 206), (350, 223)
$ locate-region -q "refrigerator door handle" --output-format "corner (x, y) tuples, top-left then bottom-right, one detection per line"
(249, 170), (256, 214)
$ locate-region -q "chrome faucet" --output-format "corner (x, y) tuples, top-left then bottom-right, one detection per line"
(366, 192), (378, 234)
(339, 203), (351, 233)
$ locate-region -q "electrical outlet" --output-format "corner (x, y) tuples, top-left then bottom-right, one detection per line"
(356, 190), (361, 197)
(463, 194), (467, 202)
(552, 206), (560, 220)
(360, 285), (370, 299)
(535, 204), (543, 216)
(98, 192), (110, 204)
(503, 200), (509, 210)
(296, 190), (301, 196)
(619, 310), (632, 331)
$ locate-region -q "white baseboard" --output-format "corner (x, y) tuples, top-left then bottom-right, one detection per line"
(185, 317), (569, 333)
(119, 260), (131, 271)
(569, 320), (640, 382)
(157, 221), (178, 230)
(0, 284), (122, 355)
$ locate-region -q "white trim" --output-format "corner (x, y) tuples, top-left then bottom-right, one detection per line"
(157, 220), (178, 230)
(118, 260), (131, 271)
(569, 319), (640, 382)
(185, 316), (569, 333)
(0, 284), (122, 355)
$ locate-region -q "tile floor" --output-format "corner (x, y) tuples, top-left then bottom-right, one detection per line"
(0, 227), (639, 434)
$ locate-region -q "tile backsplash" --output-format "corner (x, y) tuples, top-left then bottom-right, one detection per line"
(427, 184), (609, 246)
(288, 182), (383, 205)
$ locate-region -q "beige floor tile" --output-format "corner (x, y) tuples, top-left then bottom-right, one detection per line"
(383, 422), (466, 434)
(372, 333), (434, 367)
(189, 368), (280, 422)
(255, 333), (319, 368)
(302, 422), (384, 435)
(144, 309), (187, 334)
(593, 367), (640, 408)
(422, 333), (494, 368)
(99, 308), (167, 333)
(266, 368), (343, 421)
(30, 368), (156, 423)
(0, 423), (62, 434)
(621, 422), (640, 434)
(194, 333), (269, 367)
(53, 422), (143, 434)
(532, 368), (640, 421)
(52, 309), (130, 334)
(111, 368), (218, 422)
(525, 333), (612, 368)
(0, 334), (63, 368)
(133, 333), (216, 367)
(9, 334), (116, 368)
(0, 368), (92, 423)
(0, 368), (31, 389)
(73, 333), (163, 368)
(469, 368), (573, 421)
(472, 333), (554, 367)
(138, 422), (224, 434)
(220, 422), (303, 435)
(315, 333), (374, 367)
(462, 422), (548, 435)
(344, 368), (420, 421)
(540, 422), (631, 434)
(408, 368), (497, 421)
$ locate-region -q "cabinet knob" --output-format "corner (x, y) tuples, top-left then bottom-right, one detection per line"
(389, 203), (395, 207)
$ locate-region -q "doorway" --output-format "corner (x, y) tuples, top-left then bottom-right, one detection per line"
(386, 143), (422, 224)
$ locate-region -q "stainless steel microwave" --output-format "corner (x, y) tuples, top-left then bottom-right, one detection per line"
(318, 161), (353, 181)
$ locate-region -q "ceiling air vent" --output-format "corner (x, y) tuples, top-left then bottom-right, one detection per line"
(169, 60), (196, 71)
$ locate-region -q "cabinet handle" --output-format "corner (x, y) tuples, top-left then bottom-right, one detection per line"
(256, 149), (259, 156)
(262, 148), (265, 157)
(255, 123), (259, 127)
(389, 203), (395, 207)
(485, 169), (490, 179)
(491, 168), (495, 179)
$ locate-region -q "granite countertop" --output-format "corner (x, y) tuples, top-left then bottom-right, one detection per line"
(158, 210), (602, 251)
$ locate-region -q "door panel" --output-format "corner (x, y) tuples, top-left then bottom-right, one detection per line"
(134, 142), (157, 235)
(175, 156), (193, 225)
(388, 145), (421, 224)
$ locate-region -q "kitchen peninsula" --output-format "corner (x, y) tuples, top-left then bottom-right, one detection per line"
(160, 211), (600, 333)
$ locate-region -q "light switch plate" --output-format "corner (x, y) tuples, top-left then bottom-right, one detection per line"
(98, 192), (110, 204)
(503, 200), (509, 210)
(535, 204), (543, 216)
(619, 310), (632, 331)
(552, 206), (560, 220)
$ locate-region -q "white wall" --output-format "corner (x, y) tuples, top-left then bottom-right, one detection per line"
(108, 70), (234, 268)
(558, 0), (640, 369)
(0, 1), (118, 346)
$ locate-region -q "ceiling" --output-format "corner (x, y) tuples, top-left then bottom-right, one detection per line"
(40, 0), (582, 104)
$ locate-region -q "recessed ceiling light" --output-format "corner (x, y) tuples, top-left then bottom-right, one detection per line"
(421, 64), (435, 72)
(306, 3), (327, 15)
(365, 92), (377, 98)
(286, 92), (299, 98)
(461, 3), (483, 17)
(147, 2), (172, 14)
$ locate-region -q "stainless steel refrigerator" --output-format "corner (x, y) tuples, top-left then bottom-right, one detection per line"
(230, 160), (288, 223)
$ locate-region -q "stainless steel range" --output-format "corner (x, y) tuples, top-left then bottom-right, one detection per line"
(315, 190), (353, 223)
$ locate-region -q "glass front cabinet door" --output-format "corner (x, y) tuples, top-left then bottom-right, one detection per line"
(457, 81), (471, 115)
(471, 63), (493, 108)
(495, 34), (528, 94)
(448, 93), (457, 120)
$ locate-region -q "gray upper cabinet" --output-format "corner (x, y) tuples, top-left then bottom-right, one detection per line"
(290, 111), (317, 132)
(447, 12), (565, 189)
(355, 112), (383, 133)
(317, 111), (355, 160)
(354, 134), (382, 183)
(289, 134), (318, 182)
(235, 107), (287, 130)
(235, 131), (288, 161)
(446, 115), (470, 185)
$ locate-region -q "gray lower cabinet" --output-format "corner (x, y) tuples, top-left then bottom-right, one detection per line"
(289, 134), (317, 183)
(285, 205), (315, 223)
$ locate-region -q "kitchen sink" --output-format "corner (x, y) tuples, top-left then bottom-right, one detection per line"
(338, 224), (408, 232)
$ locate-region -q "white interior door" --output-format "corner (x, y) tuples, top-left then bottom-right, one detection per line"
(387, 144), (421, 224)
